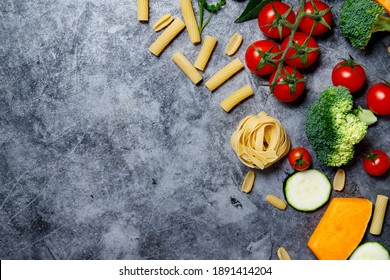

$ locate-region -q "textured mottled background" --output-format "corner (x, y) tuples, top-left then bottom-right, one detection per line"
(0, 0), (389, 260)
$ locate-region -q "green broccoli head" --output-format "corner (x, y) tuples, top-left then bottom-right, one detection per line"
(339, 0), (390, 49)
(306, 86), (368, 167)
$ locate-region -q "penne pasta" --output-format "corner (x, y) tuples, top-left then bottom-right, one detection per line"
(194, 35), (218, 71)
(220, 84), (254, 113)
(225, 33), (243, 56)
(149, 18), (186, 57)
(172, 51), (203, 85)
(205, 58), (244, 92)
(179, 0), (201, 44)
(153, 14), (174, 32)
(137, 0), (149, 22)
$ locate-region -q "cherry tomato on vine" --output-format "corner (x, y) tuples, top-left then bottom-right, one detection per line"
(269, 66), (305, 102)
(258, 2), (296, 39)
(363, 150), (390, 177)
(366, 82), (390, 116)
(331, 57), (366, 93)
(245, 40), (282, 75)
(298, 1), (333, 35)
(288, 147), (312, 171)
(281, 32), (319, 68)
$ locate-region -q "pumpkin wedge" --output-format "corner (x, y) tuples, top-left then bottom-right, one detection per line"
(308, 197), (372, 260)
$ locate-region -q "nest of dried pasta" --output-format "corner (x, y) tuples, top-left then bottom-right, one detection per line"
(230, 111), (290, 169)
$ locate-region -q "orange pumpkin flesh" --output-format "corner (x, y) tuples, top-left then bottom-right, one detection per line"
(308, 198), (373, 260)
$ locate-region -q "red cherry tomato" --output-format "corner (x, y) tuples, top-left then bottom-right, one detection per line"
(363, 150), (390, 176)
(258, 2), (296, 39)
(288, 147), (312, 171)
(269, 66), (305, 102)
(298, 1), (333, 35)
(331, 58), (366, 93)
(366, 82), (390, 116)
(245, 40), (282, 75)
(281, 32), (319, 68)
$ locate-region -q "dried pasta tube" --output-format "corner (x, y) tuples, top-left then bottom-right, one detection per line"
(205, 58), (244, 92)
(194, 35), (218, 71)
(153, 14), (174, 32)
(225, 33), (243, 56)
(137, 0), (149, 22)
(220, 84), (254, 113)
(179, 0), (201, 44)
(149, 18), (186, 57)
(370, 195), (389, 235)
(172, 51), (203, 85)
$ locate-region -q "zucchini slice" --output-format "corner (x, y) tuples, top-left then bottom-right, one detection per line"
(349, 242), (390, 260)
(284, 169), (332, 212)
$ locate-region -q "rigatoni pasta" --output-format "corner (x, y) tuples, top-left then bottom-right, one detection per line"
(205, 58), (244, 92)
(149, 18), (186, 57)
(179, 0), (201, 44)
(137, 0), (149, 22)
(153, 14), (174, 32)
(220, 84), (254, 113)
(172, 51), (203, 85)
(370, 194), (389, 235)
(225, 33), (243, 56)
(194, 35), (218, 71)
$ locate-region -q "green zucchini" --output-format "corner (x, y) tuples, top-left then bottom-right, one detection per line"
(349, 242), (390, 260)
(283, 169), (332, 212)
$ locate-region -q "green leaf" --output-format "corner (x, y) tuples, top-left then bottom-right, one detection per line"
(353, 106), (377, 126)
(197, 0), (226, 34)
(235, 0), (280, 23)
(204, 0), (226, 12)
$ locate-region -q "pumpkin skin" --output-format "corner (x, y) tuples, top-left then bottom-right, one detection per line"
(307, 197), (373, 260)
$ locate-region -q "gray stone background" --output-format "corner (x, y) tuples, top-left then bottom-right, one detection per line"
(0, 0), (389, 260)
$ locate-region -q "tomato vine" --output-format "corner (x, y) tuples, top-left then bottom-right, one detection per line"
(266, 0), (332, 96)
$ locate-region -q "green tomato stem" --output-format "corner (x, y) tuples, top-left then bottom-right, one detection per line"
(270, 0), (308, 92)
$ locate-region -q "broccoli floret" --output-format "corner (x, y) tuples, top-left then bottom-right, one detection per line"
(339, 0), (390, 49)
(306, 86), (368, 167)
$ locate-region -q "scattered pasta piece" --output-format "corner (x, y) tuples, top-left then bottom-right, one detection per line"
(172, 51), (203, 85)
(225, 33), (243, 56)
(179, 0), (201, 44)
(205, 58), (244, 92)
(370, 194), (389, 235)
(153, 14), (174, 32)
(277, 247), (292, 260)
(230, 111), (291, 169)
(333, 168), (345, 191)
(137, 0), (149, 22)
(149, 18), (186, 57)
(194, 35), (218, 71)
(241, 170), (255, 193)
(220, 84), (254, 113)
(266, 195), (287, 210)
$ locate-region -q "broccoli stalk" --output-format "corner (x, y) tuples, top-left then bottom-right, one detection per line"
(305, 86), (368, 167)
(339, 0), (390, 49)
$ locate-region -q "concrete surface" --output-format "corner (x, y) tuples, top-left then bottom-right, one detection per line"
(0, 0), (389, 259)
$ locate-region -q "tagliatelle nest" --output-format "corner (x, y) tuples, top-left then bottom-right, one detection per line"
(230, 111), (291, 169)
